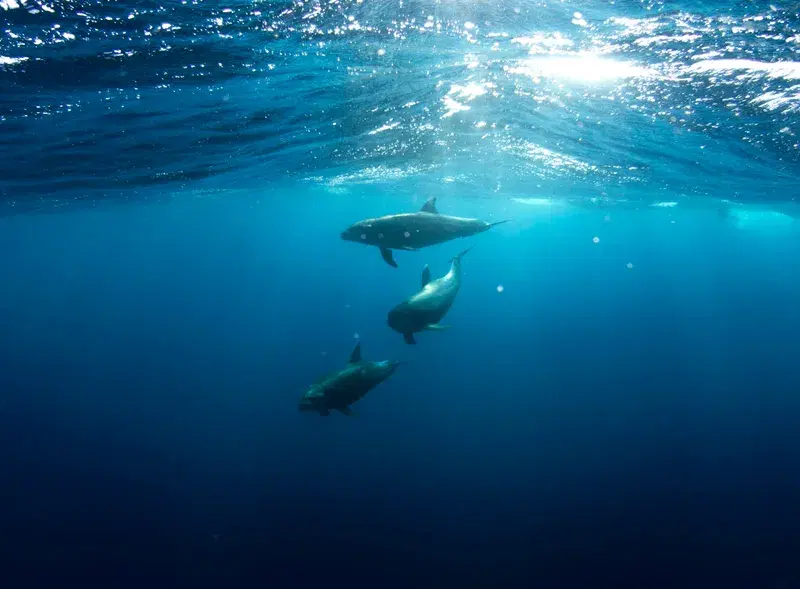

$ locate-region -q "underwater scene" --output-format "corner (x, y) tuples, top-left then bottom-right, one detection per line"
(1, 0), (799, 587)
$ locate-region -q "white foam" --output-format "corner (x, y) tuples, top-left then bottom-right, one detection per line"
(687, 59), (800, 81)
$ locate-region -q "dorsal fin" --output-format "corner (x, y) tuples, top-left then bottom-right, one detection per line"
(421, 264), (431, 288)
(349, 341), (362, 363)
(420, 197), (439, 214)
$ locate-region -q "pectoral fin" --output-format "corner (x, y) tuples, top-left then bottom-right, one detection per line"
(380, 247), (397, 268)
(403, 333), (417, 345)
(425, 324), (450, 331)
(337, 406), (357, 417)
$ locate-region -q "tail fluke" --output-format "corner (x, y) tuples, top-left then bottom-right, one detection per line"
(451, 245), (473, 263)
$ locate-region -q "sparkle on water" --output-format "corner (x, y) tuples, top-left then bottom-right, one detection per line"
(0, 0), (798, 207)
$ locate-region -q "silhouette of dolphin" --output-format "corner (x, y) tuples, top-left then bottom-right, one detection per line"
(387, 247), (472, 345)
(298, 341), (403, 416)
(340, 197), (508, 267)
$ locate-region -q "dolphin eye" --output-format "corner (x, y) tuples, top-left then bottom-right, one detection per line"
(404, 231), (410, 238)
(360, 233), (367, 240)
(378, 233), (384, 239)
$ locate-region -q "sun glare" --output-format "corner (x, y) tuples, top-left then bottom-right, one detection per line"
(507, 53), (653, 84)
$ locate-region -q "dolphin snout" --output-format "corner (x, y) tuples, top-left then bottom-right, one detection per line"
(298, 393), (316, 412)
(387, 309), (401, 331)
(340, 227), (360, 242)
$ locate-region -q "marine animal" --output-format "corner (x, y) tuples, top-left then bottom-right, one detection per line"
(298, 341), (403, 416)
(340, 197), (508, 267)
(387, 247), (472, 345)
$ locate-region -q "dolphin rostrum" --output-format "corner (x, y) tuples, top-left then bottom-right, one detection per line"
(387, 247), (472, 345)
(298, 341), (403, 416)
(340, 197), (508, 268)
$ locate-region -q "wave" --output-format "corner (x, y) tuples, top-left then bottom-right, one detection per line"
(0, 0), (798, 209)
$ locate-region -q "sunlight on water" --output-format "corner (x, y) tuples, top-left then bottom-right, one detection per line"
(0, 0), (798, 207)
(726, 208), (796, 231)
(688, 59), (800, 81)
(511, 198), (560, 207)
(508, 54), (654, 84)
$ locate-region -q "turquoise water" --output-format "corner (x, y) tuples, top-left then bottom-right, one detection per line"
(1, 1), (799, 587)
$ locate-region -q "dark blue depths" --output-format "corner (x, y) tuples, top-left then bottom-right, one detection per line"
(0, 192), (799, 588)
(1, 0), (800, 587)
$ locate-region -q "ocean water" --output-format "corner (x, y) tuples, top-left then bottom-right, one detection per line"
(1, 0), (799, 587)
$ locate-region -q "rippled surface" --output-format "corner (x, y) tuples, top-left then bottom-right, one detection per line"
(1, 0), (798, 211)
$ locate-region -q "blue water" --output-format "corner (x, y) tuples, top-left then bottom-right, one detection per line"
(1, 1), (800, 587)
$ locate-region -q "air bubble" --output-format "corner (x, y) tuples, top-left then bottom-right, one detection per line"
(593, 236), (600, 244)
(496, 285), (504, 293)
(626, 263), (634, 269)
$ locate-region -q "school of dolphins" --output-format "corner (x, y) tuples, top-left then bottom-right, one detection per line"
(298, 197), (508, 417)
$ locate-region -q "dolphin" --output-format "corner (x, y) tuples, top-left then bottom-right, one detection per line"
(340, 197), (508, 268)
(298, 341), (403, 416)
(387, 247), (472, 345)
